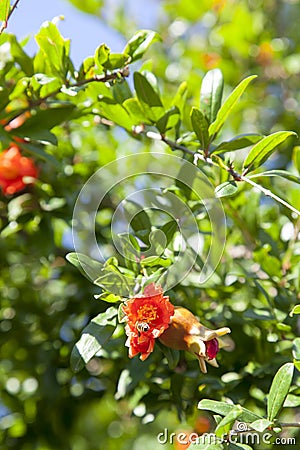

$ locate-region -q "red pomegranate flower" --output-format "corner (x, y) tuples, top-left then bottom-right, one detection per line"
(122, 283), (174, 361)
(0, 144), (38, 195)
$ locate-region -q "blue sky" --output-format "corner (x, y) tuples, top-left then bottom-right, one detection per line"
(8, 0), (125, 67)
(7, 0), (160, 67)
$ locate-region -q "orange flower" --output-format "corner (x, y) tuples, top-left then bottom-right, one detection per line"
(0, 144), (38, 195)
(201, 52), (221, 70)
(159, 306), (231, 373)
(122, 283), (174, 360)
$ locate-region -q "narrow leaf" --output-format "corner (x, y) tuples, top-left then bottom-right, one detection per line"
(156, 106), (180, 133)
(18, 142), (60, 168)
(250, 418), (273, 432)
(292, 145), (300, 174)
(133, 72), (163, 107)
(70, 307), (117, 372)
(102, 53), (130, 70)
(212, 134), (263, 155)
(200, 68), (224, 124)
(14, 105), (75, 137)
(209, 75), (257, 138)
(98, 96), (134, 130)
(123, 30), (161, 63)
(66, 252), (103, 282)
(123, 200), (152, 234)
(249, 169), (300, 184)
(171, 81), (187, 112)
(290, 304), (300, 316)
(292, 337), (300, 360)
(94, 43), (110, 67)
(140, 256), (172, 268)
(0, 0), (9, 21)
(161, 220), (178, 246)
(215, 181), (238, 198)
(198, 399), (261, 423)
(215, 406), (243, 437)
(243, 131), (296, 174)
(267, 363), (294, 421)
(191, 107), (209, 149)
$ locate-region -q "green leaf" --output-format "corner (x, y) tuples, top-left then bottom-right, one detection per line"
(35, 21), (71, 78)
(171, 81), (188, 113)
(292, 337), (300, 360)
(267, 363), (294, 421)
(134, 72), (163, 107)
(140, 256), (172, 268)
(123, 98), (147, 123)
(123, 30), (161, 63)
(156, 106), (180, 134)
(191, 107), (209, 149)
(160, 220), (179, 246)
(66, 252), (103, 282)
(98, 96), (133, 130)
(250, 418), (273, 432)
(215, 406), (243, 437)
(200, 68), (224, 124)
(18, 142), (60, 168)
(0, 0), (9, 21)
(8, 35), (34, 76)
(243, 131), (297, 174)
(103, 53), (130, 70)
(198, 399), (262, 423)
(70, 307), (117, 372)
(284, 394), (300, 407)
(113, 80), (132, 104)
(212, 134), (263, 155)
(290, 304), (300, 316)
(123, 200), (152, 235)
(94, 292), (122, 303)
(13, 105), (75, 143)
(215, 181), (238, 198)
(249, 169), (300, 184)
(209, 75), (257, 138)
(67, 0), (103, 15)
(116, 234), (139, 272)
(157, 341), (180, 370)
(94, 43), (110, 67)
(292, 146), (300, 174)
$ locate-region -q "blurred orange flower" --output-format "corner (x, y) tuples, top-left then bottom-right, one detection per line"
(0, 144), (38, 195)
(201, 52), (221, 70)
(159, 306), (231, 373)
(123, 283), (174, 360)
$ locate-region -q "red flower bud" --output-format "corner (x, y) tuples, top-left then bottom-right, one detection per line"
(159, 306), (231, 373)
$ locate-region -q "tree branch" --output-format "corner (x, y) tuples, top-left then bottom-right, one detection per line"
(3, 66), (129, 127)
(0, 0), (21, 35)
(142, 131), (300, 217)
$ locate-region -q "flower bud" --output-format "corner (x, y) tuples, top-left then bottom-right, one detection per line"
(159, 306), (231, 373)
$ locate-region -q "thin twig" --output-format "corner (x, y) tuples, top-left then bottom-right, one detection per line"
(0, 0), (21, 35)
(3, 67), (129, 127)
(240, 174), (300, 216)
(143, 131), (300, 217)
(279, 422), (300, 428)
